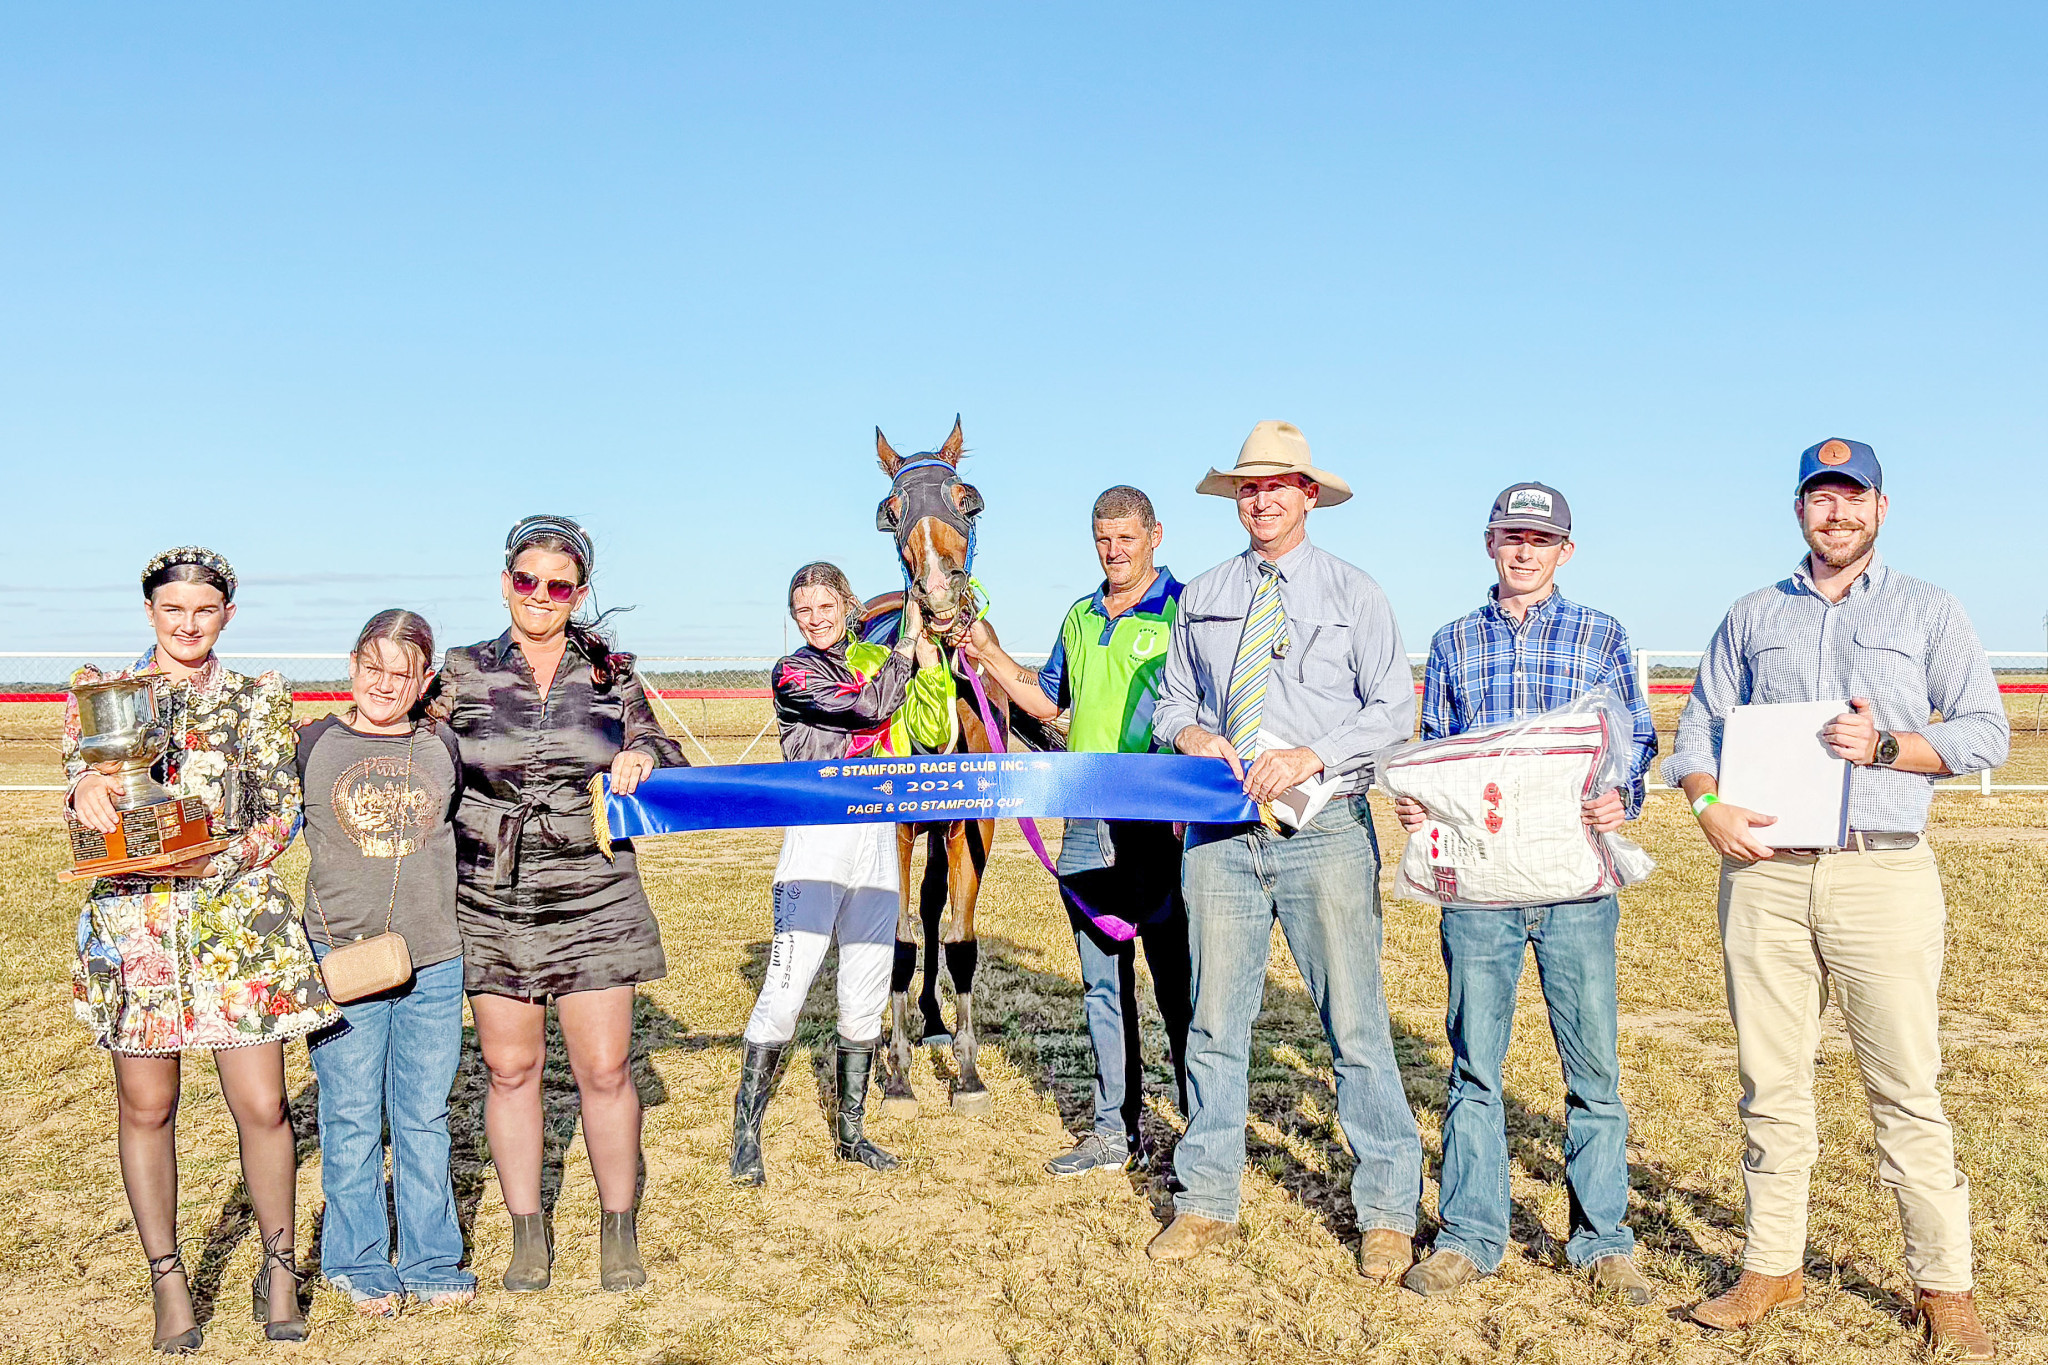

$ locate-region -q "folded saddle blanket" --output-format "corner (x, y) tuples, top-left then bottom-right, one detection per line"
(1378, 707), (1653, 909)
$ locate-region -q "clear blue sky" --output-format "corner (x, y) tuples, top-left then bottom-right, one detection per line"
(4, 4), (2043, 661)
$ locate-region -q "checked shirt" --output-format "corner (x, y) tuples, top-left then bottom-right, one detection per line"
(1421, 588), (1657, 816)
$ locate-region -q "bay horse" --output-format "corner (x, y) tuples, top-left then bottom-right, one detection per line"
(860, 417), (1008, 1117)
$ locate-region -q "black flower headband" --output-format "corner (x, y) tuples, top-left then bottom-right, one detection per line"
(142, 546), (238, 598)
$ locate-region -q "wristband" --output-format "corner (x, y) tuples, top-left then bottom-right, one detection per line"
(1691, 792), (1719, 818)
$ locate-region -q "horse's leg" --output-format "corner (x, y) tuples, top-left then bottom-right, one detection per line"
(917, 827), (951, 1044)
(944, 818), (994, 1115)
(880, 822), (921, 1119)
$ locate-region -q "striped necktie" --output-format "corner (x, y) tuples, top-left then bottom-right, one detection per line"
(1222, 559), (1288, 757)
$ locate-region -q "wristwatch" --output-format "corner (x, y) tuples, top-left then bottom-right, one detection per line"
(1872, 731), (1901, 768)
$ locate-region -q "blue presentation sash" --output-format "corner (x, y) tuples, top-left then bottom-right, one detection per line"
(597, 751), (1256, 840)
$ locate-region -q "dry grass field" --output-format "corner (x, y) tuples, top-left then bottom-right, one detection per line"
(2, 697), (2044, 1364)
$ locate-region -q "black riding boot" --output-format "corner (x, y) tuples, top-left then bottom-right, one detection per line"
(730, 1041), (783, 1186)
(834, 1035), (900, 1171)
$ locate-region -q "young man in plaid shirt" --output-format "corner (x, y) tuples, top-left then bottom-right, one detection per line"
(1395, 481), (1658, 1301)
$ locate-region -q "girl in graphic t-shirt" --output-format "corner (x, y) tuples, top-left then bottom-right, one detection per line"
(296, 610), (475, 1316)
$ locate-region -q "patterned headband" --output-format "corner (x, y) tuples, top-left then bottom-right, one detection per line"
(141, 545), (238, 598)
(505, 514), (594, 574)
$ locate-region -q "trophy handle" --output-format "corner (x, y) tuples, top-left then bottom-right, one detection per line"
(217, 765), (246, 835)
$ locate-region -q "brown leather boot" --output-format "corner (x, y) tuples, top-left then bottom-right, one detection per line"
(1915, 1289), (1996, 1360)
(1689, 1270), (1804, 1330)
(1401, 1248), (1481, 1296)
(1358, 1229), (1415, 1284)
(1590, 1254), (1655, 1306)
(1146, 1214), (1235, 1262)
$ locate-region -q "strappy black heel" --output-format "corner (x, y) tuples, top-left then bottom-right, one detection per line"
(147, 1249), (202, 1355)
(250, 1228), (309, 1343)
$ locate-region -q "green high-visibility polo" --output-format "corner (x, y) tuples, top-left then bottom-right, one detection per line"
(1036, 567), (1184, 754)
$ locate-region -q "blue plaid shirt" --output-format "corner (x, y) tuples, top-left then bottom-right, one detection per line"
(1422, 588), (1658, 816)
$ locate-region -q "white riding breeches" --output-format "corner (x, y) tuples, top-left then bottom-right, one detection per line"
(743, 822), (900, 1046)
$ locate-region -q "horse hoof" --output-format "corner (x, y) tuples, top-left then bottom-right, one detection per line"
(880, 1095), (920, 1120)
(921, 1033), (954, 1049)
(950, 1086), (994, 1117)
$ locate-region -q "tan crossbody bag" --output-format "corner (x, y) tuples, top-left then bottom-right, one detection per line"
(311, 726), (416, 1003)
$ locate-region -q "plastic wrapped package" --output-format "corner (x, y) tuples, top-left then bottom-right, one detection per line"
(1376, 685), (1654, 908)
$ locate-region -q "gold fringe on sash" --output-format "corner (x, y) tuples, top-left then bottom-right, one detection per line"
(588, 773), (616, 860)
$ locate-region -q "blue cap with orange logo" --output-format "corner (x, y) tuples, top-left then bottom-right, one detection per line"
(1796, 438), (1882, 493)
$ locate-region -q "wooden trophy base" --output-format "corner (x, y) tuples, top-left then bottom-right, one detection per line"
(61, 798), (233, 883)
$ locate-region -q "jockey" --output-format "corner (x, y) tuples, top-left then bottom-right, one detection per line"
(729, 562), (951, 1186)
(770, 601), (956, 761)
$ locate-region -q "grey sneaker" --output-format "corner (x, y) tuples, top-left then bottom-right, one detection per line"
(1044, 1132), (1132, 1177)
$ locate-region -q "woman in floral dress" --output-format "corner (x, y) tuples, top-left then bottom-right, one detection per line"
(66, 547), (333, 1352)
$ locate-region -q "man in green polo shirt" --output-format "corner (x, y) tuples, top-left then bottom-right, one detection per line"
(966, 485), (1191, 1177)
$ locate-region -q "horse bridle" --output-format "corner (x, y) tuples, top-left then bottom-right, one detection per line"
(876, 457), (984, 634)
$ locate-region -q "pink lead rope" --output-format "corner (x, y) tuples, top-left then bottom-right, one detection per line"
(957, 657), (1142, 942)
(959, 658), (1059, 876)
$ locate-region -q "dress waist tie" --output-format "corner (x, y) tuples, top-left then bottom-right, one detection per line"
(491, 800), (566, 891)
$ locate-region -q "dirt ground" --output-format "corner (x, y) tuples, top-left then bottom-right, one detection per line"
(1, 700), (2044, 1364)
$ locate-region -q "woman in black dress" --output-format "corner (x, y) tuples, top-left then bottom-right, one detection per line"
(432, 515), (685, 1293)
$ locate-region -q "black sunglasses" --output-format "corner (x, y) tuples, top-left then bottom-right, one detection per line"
(510, 570), (579, 603)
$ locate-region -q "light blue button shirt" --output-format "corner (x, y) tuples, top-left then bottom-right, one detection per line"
(1663, 552), (2009, 832)
(1154, 539), (1413, 791)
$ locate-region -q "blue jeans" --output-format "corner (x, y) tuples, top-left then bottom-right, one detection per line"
(1173, 797), (1422, 1229)
(1435, 897), (1634, 1272)
(1059, 819), (1192, 1145)
(308, 950), (475, 1300)
(1064, 898), (1192, 1144)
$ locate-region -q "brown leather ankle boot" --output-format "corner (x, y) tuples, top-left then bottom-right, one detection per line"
(1358, 1229), (1415, 1284)
(1689, 1270), (1804, 1330)
(1145, 1214), (1235, 1261)
(1915, 1289), (1995, 1360)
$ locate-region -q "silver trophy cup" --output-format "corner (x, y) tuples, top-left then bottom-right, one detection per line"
(71, 676), (176, 810)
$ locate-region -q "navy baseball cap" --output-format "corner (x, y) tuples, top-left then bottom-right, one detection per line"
(1487, 481), (1571, 536)
(1796, 438), (1882, 493)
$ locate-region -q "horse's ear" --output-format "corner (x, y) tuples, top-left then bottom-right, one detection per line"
(875, 495), (900, 533)
(939, 415), (964, 464)
(952, 482), (984, 520)
(876, 427), (902, 476)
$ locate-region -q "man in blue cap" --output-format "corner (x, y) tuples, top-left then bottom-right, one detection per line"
(1394, 481), (1658, 1303)
(1666, 440), (2008, 1359)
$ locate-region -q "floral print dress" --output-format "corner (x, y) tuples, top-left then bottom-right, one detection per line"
(66, 650), (333, 1055)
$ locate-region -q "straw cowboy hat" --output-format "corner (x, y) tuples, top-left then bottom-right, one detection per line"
(1195, 420), (1353, 507)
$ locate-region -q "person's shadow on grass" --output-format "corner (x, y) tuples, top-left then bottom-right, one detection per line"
(445, 991), (707, 1233)
(945, 923), (1912, 1321)
(182, 1072), (323, 1326)
(184, 989), (707, 1323)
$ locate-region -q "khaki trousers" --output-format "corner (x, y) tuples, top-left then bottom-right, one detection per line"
(1716, 842), (1972, 1290)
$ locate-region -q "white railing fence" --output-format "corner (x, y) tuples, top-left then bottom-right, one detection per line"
(1634, 650), (2048, 795)
(4, 650), (2043, 792)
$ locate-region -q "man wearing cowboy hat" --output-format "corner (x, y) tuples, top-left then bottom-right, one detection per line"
(1147, 421), (1423, 1281)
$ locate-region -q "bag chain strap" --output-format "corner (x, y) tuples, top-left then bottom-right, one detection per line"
(311, 721), (418, 946)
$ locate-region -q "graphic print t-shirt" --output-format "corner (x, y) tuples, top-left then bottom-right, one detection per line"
(295, 716), (462, 969)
